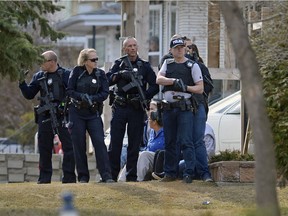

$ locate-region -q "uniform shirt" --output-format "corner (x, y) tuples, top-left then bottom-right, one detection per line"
(145, 128), (165, 152)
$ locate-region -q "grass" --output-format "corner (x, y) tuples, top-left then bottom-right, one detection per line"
(0, 180), (288, 216)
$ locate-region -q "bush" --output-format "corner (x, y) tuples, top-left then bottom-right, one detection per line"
(209, 150), (255, 164)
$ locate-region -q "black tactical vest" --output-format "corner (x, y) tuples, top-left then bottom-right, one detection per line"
(117, 59), (145, 94)
(163, 59), (194, 92)
(76, 69), (101, 95)
(40, 69), (65, 102)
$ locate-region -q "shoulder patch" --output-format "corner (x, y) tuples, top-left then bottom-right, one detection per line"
(186, 60), (195, 68)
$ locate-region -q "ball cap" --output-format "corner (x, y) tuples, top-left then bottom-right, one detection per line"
(170, 38), (185, 48)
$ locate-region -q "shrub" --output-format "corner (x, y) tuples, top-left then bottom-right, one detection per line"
(209, 150), (255, 164)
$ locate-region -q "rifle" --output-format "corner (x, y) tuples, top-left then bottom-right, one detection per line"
(62, 96), (70, 128)
(121, 55), (148, 111)
(37, 76), (59, 135)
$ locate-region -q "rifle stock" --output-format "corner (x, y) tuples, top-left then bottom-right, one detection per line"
(120, 55), (148, 110)
(37, 76), (59, 135)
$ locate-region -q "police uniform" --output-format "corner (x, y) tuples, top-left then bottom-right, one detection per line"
(67, 66), (112, 183)
(161, 58), (211, 181)
(19, 66), (76, 184)
(106, 56), (159, 181)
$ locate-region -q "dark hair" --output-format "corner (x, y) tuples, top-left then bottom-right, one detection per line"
(191, 44), (204, 63)
(150, 111), (163, 127)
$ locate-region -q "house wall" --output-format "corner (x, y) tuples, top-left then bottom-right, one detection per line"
(178, 1), (209, 65)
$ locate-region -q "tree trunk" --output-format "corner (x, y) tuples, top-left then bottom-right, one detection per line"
(219, 2), (280, 216)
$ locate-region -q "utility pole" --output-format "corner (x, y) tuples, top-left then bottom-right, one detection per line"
(118, 0), (149, 59)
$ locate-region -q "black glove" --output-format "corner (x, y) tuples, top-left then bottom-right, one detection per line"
(119, 70), (131, 81)
(172, 78), (187, 92)
(19, 70), (29, 84)
(80, 93), (93, 106)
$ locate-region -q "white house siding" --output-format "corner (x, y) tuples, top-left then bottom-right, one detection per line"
(103, 28), (121, 63)
(177, 1), (209, 65)
(219, 15), (226, 68)
(162, 2), (170, 56)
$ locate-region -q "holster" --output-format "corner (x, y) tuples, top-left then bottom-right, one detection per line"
(34, 105), (39, 124)
(109, 90), (115, 106)
(190, 95), (199, 114)
(129, 97), (141, 110)
(90, 103), (103, 114)
(114, 96), (127, 107)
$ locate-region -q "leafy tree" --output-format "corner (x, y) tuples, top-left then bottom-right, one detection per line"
(252, 2), (288, 184)
(0, 1), (65, 81)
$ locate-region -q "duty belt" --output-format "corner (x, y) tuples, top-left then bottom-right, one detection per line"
(114, 94), (141, 109)
(161, 99), (193, 111)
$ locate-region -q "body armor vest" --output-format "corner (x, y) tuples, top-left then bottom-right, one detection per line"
(163, 59), (204, 103)
(117, 59), (145, 95)
(40, 69), (65, 102)
(76, 70), (101, 95)
(163, 60), (194, 92)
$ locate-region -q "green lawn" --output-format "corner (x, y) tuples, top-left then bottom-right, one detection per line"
(0, 180), (287, 216)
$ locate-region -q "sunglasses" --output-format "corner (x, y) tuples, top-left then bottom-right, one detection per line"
(88, 58), (99, 62)
(187, 45), (193, 49)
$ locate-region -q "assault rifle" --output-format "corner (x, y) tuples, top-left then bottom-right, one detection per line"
(62, 96), (70, 128)
(37, 76), (59, 135)
(121, 55), (148, 111)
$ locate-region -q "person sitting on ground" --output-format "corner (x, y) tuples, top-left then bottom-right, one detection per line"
(152, 122), (215, 181)
(118, 100), (165, 182)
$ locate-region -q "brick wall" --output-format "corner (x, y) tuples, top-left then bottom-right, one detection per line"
(0, 154), (98, 183)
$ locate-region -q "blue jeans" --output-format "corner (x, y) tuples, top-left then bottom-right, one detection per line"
(192, 103), (211, 179)
(163, 103), (211, 179)
(162, 108), (194, 177)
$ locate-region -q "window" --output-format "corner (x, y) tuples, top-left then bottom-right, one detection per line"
(149, 5), (162, 67)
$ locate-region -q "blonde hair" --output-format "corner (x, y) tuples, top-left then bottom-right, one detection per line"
(77, 48), (97, 66)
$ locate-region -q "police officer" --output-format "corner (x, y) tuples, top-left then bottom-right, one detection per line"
(19, 50), (76, 184)
(67, 48), (113, 183)
(106, 36), (159, 181)
(156, 35), (212, 183)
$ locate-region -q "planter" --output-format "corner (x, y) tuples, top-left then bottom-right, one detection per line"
(209, 161), (255, 183)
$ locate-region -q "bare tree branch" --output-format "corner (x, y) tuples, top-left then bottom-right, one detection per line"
(219, 1), (280, 215)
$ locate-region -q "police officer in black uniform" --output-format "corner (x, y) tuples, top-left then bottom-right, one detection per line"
(67, 48), (114, 183)
(19, 50), (76, 184)
(107, 36), (159, 181)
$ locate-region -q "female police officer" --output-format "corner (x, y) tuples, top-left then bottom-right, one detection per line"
(67, 48), (114, 183)
(156, 35), (211, 183)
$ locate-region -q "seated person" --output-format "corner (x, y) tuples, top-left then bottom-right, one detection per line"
(118, 100), (165, 182)
(152, 122), (215, 181)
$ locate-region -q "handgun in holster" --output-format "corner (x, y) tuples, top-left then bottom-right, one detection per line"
(190, 95), (199, 114)
(109, 89), (115, 106)
(34, 105), (39, 124)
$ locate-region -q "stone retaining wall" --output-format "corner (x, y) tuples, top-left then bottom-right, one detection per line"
(0, 154), (98, 183)
(209, 161), (255, 183)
